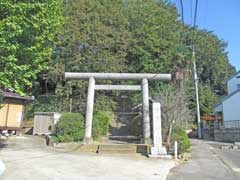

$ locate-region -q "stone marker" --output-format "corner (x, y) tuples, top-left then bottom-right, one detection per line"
(149, 102), (169, 158)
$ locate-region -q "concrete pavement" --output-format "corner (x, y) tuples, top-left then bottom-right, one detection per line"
(0, 136), (176, 180)
(167, 139), (239, 180)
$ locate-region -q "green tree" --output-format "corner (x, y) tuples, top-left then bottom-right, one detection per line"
(42, 0), (235, 127)
(48, 0), (130, 112)
(194, 30), (235, 95)
(198, 84), (218, 115)
(0, 0), (63, 94)
(126, 1), (190, 74)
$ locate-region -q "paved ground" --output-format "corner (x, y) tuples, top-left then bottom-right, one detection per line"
(167, 139), (240, 180)
(0, 136), (175, 180)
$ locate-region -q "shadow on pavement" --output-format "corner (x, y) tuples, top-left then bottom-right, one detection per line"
(0, 138), (8, 150)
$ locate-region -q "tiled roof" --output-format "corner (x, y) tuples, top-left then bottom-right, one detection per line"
(1, 91), (33, 101)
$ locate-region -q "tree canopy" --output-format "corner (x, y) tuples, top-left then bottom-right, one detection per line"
(46, 0), (235, 116)
(0, 0), (63, 94)
(1, 0), (235, 119)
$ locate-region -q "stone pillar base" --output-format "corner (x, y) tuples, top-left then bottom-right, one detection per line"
(141, 138), (152, 145)
(151, 146), (167, 155)
(83, 137), (93, 144)
(148, 146), (172, 158)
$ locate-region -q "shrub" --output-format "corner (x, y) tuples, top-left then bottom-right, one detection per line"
(55, 112), (84, 142)
(171, 127), (191, 154)
(49, 135), (65, 144)
(92, 111), (113, 140)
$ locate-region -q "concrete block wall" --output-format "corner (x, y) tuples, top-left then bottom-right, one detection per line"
(202, 129), (214, 140)
(202, 128), (240, 142)
(214, 129), (240, 142)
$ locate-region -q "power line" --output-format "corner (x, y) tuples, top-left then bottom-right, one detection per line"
(193, 0), (198, 28)
(179, 0), (184, 25)
(192, 0), (199, 42)
(190, 0), (193, 26)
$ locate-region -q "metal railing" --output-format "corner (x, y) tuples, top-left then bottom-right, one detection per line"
(222, 120), (240, 129)
(202, 120), (240, 129)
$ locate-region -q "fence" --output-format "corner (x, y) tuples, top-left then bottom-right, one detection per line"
(202, 120), (240, 142)
(222, 120), (240, 129)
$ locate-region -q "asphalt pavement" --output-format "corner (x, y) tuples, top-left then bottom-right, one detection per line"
(167, 139), (240, 180)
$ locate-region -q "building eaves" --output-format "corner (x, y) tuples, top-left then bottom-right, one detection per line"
(2, 91), (34, 101)
(215, 90), (240, 107)
(227, 71), (240, 82)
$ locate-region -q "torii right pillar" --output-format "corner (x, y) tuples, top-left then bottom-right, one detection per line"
(142, 78), (151, 144)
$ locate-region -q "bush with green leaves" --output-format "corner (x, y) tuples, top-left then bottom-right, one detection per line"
(51, 135), (65, 143)
(171, 127), (191, 154)
(55, 113), (84, 142)
(92, 111), (113, 140)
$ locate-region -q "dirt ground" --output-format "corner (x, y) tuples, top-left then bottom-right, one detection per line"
(0, 136), (175, 180)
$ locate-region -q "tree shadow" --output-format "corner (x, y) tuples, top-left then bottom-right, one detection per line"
(0, 138), (8, 150)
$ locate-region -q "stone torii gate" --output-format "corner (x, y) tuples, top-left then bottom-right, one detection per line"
(65, 72), (171, 144)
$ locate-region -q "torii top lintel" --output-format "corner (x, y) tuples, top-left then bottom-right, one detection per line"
(65, 72), (171, 81)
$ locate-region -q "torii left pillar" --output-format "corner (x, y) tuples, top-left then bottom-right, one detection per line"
(84, 77), (95, 142)
(142, 78), (151, 144)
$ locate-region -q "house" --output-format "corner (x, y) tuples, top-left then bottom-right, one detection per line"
(215, 71), (240, 128)
(0, 91), (33, 135)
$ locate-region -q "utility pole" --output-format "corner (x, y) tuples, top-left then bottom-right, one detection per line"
(192, 45), (202, 139)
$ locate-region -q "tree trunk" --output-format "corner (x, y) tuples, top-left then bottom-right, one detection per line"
(166, 120), (174, 148)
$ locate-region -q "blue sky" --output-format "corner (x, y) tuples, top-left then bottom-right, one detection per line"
(169, 0), (240, 71)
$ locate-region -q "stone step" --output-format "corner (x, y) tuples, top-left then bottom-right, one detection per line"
(55, 142), (151, 154)
(98, 148), (136, 154)
(98, 144), (136, 154)
(99, 144), (136, 150)
(98, 144), (151, 154)
(105, 136), (142, 144)
(109, 136), (141, 140)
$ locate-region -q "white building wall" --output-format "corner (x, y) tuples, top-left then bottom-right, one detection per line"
(227, 72), (240, 95)
(222, 92), (240, 127)
(215, 103), (223, 112)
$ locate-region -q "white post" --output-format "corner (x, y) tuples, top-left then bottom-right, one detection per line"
(174, 141), (178, 160)
(85, 77), (95, 141)
(70, 98), (72, 113)
(142, 78), (151, 143)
